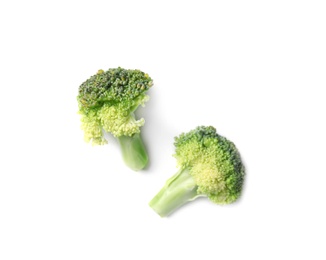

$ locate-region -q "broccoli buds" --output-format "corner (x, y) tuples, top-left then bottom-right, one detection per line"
(77, 67), (153, 170)
(77, 69), (246, 216)
(149, 126), (245, 217)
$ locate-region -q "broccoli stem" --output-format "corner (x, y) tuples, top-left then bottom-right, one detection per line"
(149, 168), (199, 217)
(117, 133), (148, 171)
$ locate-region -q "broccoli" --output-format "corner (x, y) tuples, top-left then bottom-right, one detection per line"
(149, 126), (245, 217)
(77, 67), (153, 171)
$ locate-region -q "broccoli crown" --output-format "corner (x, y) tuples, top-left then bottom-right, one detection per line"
(174, 126), (245, 204)
(77, 68), (153, 144)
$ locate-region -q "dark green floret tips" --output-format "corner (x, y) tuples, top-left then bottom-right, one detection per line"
(77, 67), (153, 171)
(149, 126), (245, 217)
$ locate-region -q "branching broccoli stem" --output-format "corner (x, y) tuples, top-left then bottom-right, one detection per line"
(77, 67), (153, 171)
(149, 126), (245, 217)
(149, 167), (199, 217)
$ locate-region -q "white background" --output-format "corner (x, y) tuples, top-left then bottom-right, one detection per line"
(0, 0), (325, 259)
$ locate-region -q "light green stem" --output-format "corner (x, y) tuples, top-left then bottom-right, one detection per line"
(149, 168), (199, 217)
(117, 133), (148, 171)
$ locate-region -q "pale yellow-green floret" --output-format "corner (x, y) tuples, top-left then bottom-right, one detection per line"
(79, 94), (149, 144)
(80, 110), (107, 145)
(176, 140), (229, 200)
(98, 103), (145, 138)
(174, 126), (245, 205)
(149, 126), (244, 217)
(78, 67), (152, 145)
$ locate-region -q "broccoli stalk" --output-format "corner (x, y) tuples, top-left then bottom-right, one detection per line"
(149, 167), (198, 217)
(149, 126), (245, 217)
(77, 68), (153, 171)
(118, 133), (148, 171)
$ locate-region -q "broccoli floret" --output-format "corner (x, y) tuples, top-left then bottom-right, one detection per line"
(77, 67), (153, 171)
(149, 126), (245, 217)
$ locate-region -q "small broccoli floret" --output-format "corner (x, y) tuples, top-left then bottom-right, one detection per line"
(77, 67), (153, 171)
(149, 126), (245, 217)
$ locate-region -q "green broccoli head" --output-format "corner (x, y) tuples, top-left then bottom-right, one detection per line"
(77, 67), (153, 171)
(77, 67), (153, 145)
(149, 126), (245, 216)
(174, 126), (244, 204)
